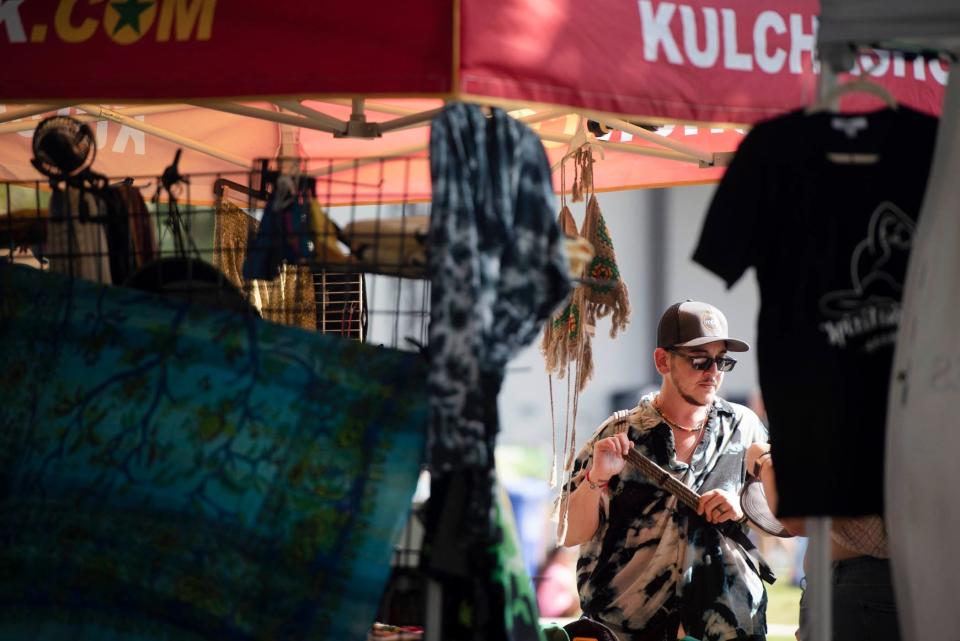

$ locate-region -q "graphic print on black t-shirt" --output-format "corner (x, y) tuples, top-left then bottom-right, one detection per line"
(692, 107), (939, 517)
(817, 201), (915, 354)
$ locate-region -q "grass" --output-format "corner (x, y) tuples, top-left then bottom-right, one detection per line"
(767, 580), (801, 624)
(766, 580), (801, 641)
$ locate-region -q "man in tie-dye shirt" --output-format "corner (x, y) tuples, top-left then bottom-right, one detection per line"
(560, 301), (771, 641)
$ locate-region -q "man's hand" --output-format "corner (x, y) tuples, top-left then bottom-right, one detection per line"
(590, 432), (632, 483)
(698, 488), (743, 524)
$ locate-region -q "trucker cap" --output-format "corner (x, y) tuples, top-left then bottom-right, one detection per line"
(656, 300), (750, 352)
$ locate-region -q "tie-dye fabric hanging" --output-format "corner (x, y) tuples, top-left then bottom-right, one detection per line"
(427, 103), (572, 472)
(0, 265), (428, 641)
(424, 102), (570, 641)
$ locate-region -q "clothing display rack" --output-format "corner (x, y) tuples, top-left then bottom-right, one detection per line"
(1, 154), (431, 350)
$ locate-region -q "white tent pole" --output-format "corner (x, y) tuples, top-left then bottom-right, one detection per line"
(353, 105), (572, 134)
(804, 58), (839, 641)
(75, 104), (249, 168)
(807, 516), (833, 641)
(589, 114), (715, 164)
(517, 108), (571, 125)
(308, 126), (699, 182)
(309, 105), (570, 135)
(0, 104), (193, 135)
(0, 104), (68, 125)
(377, 108), (445, 133)
(272, 100), (348, 133)
(195, 102), (345, 135)
(538, 131), (700, 163)
(351, 98), (365, 120)
(317, 100), (571, 124)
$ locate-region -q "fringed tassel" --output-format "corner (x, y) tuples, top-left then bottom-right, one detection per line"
(557, 204), (579, 237)
(593, 298), (631, 338)
(571, 147), (595, 203)
(577, 334), (594, 393)
(541, 287), (587, 381)
(541, 315), (560, 373)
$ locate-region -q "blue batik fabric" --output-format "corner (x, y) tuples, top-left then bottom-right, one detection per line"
(0, 264), (428, 641)
(563, 395), (770, 641)
(426, 102), (571, 472)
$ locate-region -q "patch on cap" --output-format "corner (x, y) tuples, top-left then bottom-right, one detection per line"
(702, 311), (720, 333)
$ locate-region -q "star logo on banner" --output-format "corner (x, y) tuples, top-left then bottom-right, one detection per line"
(110, 0), (153, 35)
(103, 0), (157, 44)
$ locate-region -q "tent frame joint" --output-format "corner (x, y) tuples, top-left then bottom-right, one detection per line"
(334, 99), (381, 139)
(699, 151), (735, 168)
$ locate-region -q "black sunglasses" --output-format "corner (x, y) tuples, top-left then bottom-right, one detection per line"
(666, 347), (737, 372)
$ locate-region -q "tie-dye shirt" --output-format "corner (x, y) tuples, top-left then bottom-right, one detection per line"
(564, 394), (769, 641)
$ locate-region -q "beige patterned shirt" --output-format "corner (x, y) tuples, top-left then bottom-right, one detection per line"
(832, 515), (889, 558)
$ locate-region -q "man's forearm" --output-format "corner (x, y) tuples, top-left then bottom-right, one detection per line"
(758, 458), (805, 536)
(759, 458), (777, 513)
(561, 476), (604, 546)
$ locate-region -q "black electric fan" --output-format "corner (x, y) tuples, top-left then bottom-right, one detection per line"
(30, 116), (98, 180)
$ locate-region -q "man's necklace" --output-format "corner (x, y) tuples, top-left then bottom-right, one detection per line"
(653, 396), (706, 432)
(675, 425), (706, 463)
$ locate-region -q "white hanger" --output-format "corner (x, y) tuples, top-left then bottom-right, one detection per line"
(807, 78), (897, 164)
(550, 116), (605, 172)
(805, 78), (898, 115)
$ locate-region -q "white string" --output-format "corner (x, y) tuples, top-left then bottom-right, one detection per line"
(548, 374), (558, 488)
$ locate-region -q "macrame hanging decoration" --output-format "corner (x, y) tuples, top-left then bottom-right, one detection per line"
(541, 145), (602, 394)
(580, 193), (631, 340)
(542, 152), (592, 496)
(542, 145), (632, 543)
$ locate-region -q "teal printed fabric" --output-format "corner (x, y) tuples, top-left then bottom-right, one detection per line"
(0, 265), (428, 641)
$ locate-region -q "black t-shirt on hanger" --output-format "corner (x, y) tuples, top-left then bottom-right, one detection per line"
(694, 107), (939, 517)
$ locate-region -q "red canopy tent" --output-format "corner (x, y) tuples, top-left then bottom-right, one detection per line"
(0, 0), (948, 202)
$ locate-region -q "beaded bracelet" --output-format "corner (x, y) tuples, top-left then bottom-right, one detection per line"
(585, 469), (609, 490)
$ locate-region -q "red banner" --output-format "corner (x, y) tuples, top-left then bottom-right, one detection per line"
(0, 1), (454, 101)
(1, 1), (946, 122)
(460, 0), (947, 124)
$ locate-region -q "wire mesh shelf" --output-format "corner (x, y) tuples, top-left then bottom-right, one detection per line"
(1, 155), (432, 351)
